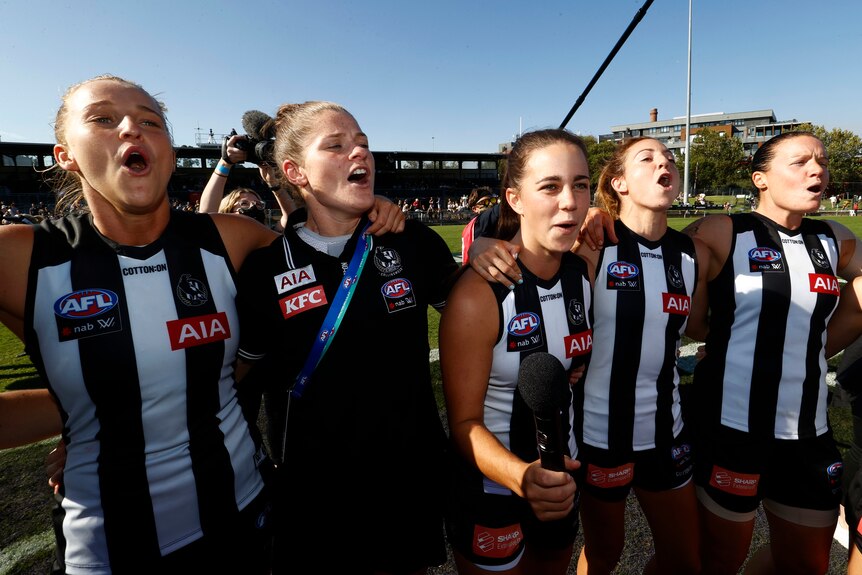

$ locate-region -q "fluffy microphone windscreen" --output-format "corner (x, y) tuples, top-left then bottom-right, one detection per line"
(517, 352), (568, 414)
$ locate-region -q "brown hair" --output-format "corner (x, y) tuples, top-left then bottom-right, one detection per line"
(218, 187), (264, 214)
(272, 101), (353, 198)
(595, 136), (653, 220)
(750, 131), (822, 197)
(496, 129), (588, 241)
(48, 75), (170, 216)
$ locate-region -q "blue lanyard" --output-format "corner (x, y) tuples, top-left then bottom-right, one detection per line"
(291, 222), (372, 398)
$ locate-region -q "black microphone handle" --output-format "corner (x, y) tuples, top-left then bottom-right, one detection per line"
(532, 410), (566, 472)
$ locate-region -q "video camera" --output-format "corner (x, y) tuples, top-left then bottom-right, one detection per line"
(222, 110), (276, 166)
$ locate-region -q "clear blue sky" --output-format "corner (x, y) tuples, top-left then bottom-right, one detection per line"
(1, 0), (860, 153)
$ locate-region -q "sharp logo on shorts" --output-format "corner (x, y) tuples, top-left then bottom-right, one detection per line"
(274, 265), (316, 294)
(565, 329), (592, 358)
(662, 293), (691, 315)
(606, 261), (641, 291)
(587, 463), (634, 488)
(166, 312), (230, 350)
(54, 289), (123, 341)
(827, 461), (844, 495)
(280, 286), (327, 319)
(809, 273), (839, 295)
(381, 277), (416, 313)
(709, 465), (759, 496)
(748, 247), (785, 273)
(471, 524), (523, 558)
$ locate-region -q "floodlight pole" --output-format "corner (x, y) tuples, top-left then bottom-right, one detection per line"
(683, 0), (693, 205)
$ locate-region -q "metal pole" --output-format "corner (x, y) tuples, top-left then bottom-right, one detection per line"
(559, 0), (654, 129)
(683, 0), (693, 205)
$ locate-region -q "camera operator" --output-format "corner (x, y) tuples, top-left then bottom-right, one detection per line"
(199, 114), (298, 231)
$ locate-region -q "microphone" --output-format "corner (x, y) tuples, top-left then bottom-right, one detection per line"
(517, 352), (569, 472)
(241, 109), (273, 139)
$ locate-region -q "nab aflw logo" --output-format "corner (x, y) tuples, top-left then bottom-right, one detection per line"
(166, 312), (231, 350)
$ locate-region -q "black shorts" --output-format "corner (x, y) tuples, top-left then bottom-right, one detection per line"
(577, 428), (694, 502)
(445, 455), (579, 570)
(694, 424), (843, 514)
(842, 416), (862, 553)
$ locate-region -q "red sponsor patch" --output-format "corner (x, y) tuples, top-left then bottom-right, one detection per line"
(472, 523), (523, 559)
(167, 312), (231, 350)
(709, 465), (759, 496)
(280, 286), (327, 319)
(809, 273), (840, 295)
(565, 329), (592, 358)
(662, 293), (690, 315)
(586, 462), (634, 488)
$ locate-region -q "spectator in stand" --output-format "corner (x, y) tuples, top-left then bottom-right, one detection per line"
(460, 186), (498, 264)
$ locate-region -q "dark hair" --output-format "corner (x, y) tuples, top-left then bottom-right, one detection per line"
(467, 186), (494, 209)
(595, 136), (653, 220)
(496, 129), (588, 241)
(750, 131), (821, 197)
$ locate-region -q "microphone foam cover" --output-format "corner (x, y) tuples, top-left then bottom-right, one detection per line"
(517, 352), (568, 414)
(241, 110), (273, 139)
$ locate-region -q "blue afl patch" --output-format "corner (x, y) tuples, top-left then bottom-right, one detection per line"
(54, 289), (118, 318)
(381, 278), (416, 313)
(748, 247), (785, 273)
(506, 312), (543, 352)
(508, 312), (540, 336)
(606, 261), (641, 291)
(54, 289), (123, 342)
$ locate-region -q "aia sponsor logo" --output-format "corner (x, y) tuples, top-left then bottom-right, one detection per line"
(166, 312), (230, 350)
(709, 465), (759, 495)
(809, 273), (839, 295)
(565, 329), (592, 358)
(587, 463), (634, 488)
(508, 312), (540, 336)
(280, 286), (327, 318)
(471, 523), (523, 558)
(274, 265), (316, 294)
(54, 289), (118, 318)
(607, 261), (639, 279)
(662, 293), (690, 315)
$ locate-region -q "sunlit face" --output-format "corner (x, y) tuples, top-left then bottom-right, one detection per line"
(754, 135), (829, 215)
(54, 80), (175, 215)
(614, 139), (679, 213)
(286, 109), (375, 219)
(507, 141), (590, 255)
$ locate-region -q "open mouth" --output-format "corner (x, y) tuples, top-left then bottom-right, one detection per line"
(348, 168), (368, 183)
(124, 151), (148, 173)
(807, 184), (823, 194)
(658, 174), (672, 187)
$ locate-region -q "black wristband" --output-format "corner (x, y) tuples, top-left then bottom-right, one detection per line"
(221, 136), (235, 165)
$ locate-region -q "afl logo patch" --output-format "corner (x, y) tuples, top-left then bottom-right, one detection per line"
(373, 246), (403, 276)
(54, 289), (118, 318)
(748, 247), (784, 273)
(381, 278), (416, 313)
(54, 289), (123, 342)
(606, 261), (641, 291)
(810, 248), (830, 270)
(507, 312), (543, 352)
(176, 274), (209, 307)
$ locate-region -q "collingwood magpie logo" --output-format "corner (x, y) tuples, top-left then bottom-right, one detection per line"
(810, 248), (830, 270)
(177, 274), (209, 306)
(373, 246), (403, 276)
(568, 299), (585, 326)
(667, 265), (684, 289)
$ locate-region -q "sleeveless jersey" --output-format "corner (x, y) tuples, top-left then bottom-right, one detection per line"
(693, 212), (840, 439)
(482, 253), (593, 495)
(578, 221), (698, 452)
(24, 211), (265, 574)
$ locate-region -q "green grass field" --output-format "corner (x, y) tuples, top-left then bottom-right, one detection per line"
(1, 213), (858, 574)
